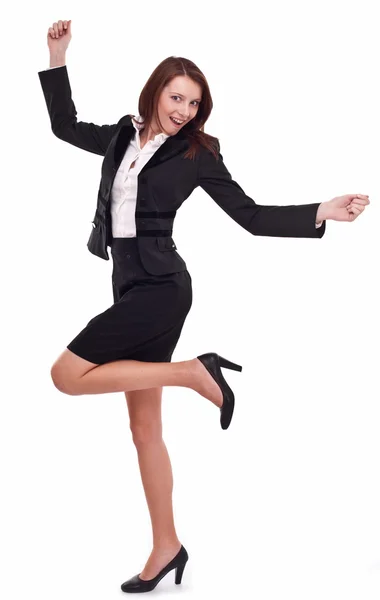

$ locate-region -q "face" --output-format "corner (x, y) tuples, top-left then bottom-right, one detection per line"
(154, 75), (202, 136)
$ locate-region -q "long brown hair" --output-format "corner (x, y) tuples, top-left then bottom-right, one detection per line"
(131, 56), (219, 161)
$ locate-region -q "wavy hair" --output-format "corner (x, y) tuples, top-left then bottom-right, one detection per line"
(131, 56), (219, 161)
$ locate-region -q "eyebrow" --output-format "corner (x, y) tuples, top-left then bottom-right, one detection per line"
(169, 91), (202, 102)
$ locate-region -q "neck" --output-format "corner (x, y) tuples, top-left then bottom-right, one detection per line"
(141, 120), (162, 143)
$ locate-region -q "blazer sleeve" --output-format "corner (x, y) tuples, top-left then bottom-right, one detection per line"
(197, 142), (326, 238)
(38, 65), (119, 156)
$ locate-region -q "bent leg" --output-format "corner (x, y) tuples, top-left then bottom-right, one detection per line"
(50, 349), (223, 408)
(50, 348), (98, 394)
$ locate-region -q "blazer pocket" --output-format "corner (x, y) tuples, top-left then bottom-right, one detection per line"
(157, 237), (177, 252)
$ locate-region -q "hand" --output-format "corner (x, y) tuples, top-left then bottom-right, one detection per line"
(47, 19), (72, 54)
(319, 193), (370, 223)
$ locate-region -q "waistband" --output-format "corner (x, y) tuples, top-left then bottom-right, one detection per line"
(110, 236), (138, 248)
(109, 231), (174, 252)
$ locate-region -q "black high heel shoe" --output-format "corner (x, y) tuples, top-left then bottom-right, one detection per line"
(121, 545), (188, 593)
(196, 352), (243, 430)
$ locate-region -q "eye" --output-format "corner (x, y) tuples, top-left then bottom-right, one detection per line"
(171, 95), (199, 107)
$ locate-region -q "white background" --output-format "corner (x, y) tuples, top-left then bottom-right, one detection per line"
(1, 1), (379, 599)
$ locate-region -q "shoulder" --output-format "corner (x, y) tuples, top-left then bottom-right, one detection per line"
(196, 137), (223, 167)
(116, 114), (135, 128)
(196, 135), (221, 161)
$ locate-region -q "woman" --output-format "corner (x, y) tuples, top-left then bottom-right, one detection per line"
(38, 19), (370, 594)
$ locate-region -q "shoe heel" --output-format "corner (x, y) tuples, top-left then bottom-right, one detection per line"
(218, 355), (243, 372)
(175, 562), (187, 584)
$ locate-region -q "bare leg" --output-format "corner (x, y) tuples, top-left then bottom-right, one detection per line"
(51, 350), (223, 407)
(126, 387), (181, 580)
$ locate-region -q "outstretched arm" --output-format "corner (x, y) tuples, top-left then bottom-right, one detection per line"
(197, 142), (326, 239)
(198, 142), (370, 236)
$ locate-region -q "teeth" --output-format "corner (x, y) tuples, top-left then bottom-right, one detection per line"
(171, 117), (183, 124)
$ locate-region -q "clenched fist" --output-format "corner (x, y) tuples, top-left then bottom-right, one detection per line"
(47, 19), (72, 54)
(316, 193), (370, 223)
(326, 194), (370, 222)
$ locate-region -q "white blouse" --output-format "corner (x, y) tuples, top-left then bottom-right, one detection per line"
(44, 66), (323, 234)
(110, 115), (169, 237)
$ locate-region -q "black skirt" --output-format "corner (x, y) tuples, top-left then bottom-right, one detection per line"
(66, 237), (193, 364)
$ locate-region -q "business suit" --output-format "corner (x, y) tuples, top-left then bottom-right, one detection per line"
(38, 65), (326, 364)
(38, 66), (326, 276)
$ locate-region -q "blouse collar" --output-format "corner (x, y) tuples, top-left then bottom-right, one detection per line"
(131, 114), (170, 146)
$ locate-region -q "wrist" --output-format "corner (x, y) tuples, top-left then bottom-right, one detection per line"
(49, 53), (66, 68)
(316, 201), (329, 223)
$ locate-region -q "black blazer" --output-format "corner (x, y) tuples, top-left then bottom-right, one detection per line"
(38, 65), (326, 276)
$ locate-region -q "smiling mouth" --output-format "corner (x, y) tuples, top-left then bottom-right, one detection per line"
(170, 116), (185, 125)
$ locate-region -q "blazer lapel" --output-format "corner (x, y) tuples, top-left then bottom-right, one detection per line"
(112, 118), (190, 174)
(140, 131), (189, 175)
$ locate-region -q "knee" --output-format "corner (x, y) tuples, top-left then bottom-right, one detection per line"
(130, 421), (163, 447)
(50, 363), (78, 396)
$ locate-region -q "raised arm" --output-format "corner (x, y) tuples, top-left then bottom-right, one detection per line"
(38, 19), (119, 156)
(197, 142), (326, 239)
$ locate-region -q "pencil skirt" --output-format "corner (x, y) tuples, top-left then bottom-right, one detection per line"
(66, 237), (193, 365)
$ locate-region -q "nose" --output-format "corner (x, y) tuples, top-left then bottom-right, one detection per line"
(179, 107), (190, 120)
